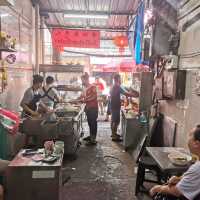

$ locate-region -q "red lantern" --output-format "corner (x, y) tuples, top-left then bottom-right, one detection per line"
(113, 35), (128, 54)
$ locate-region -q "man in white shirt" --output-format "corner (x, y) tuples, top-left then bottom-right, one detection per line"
(40, 76), (61, 110)
(20, 75), (45, 117)
(150, 125), (200, 200)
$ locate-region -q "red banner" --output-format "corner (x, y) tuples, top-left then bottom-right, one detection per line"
(52, 29), (100, 49)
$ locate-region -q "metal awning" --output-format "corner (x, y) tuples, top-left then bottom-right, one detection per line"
(38, 0), (141, 33)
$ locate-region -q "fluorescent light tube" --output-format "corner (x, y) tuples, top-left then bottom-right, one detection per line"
(0, 13), (9, 17)
(64, 14), (109, 19)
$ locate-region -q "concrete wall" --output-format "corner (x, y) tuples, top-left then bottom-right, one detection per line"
(160, 0), (200, 147)
(0, 0), (34, 111)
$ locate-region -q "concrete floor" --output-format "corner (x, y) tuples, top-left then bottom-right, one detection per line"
(61, 120), (151, 200)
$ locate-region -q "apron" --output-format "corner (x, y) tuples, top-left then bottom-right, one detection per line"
(24, 92), (41, 117)
(41, 87), (58, 109)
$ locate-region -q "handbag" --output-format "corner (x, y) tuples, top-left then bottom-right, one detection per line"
(153, 193), (186, 200)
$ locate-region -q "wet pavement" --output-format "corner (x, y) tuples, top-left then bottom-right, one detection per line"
(62, 120), (151, 200)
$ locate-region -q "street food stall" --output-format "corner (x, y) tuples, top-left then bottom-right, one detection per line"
(121, 71), (153, 150)
(23, 77), (84, 156)
(20, 64), (85, 155)
(22, 100), (85, 156)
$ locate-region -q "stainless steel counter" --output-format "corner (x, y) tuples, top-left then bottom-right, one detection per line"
(121, 110), (147, 151)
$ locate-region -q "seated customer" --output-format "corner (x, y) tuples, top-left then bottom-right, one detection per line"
(0, 185), (3, 200)
(150, 125), (200, 200)
(0, 159), (10, 200)
(0, 159), (9, 175)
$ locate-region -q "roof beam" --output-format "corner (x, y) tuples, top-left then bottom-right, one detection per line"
(46, 24), (130, 32)
(40, 9), (134, 16)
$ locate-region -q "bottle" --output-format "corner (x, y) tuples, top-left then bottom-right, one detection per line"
(140, 111), (147, 124)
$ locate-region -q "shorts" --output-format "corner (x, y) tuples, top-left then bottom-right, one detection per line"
(111, 109), (120, 124)
(107, 100), (111, 115)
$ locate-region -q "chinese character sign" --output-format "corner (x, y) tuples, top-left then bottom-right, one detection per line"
(52, 29), (100, 50)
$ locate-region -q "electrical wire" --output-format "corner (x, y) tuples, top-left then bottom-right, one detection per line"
(180, 51), (200, 57)
(178, 50), (200, 59)
(181, 55), (200, 59)
(180, 53), (200, 59)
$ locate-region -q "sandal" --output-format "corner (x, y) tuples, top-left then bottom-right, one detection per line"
(111, 134), (122, 138)
(83, 136), (91, 141)
(85, 140), (97, 146)
(112, 137), (123, 142)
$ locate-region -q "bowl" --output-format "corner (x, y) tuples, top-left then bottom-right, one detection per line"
(168, 152), (192, 166)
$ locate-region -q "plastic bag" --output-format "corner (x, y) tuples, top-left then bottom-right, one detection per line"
(0, 108), (19, 134)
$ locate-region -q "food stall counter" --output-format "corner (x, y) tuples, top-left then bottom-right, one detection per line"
(21, 103), (85, 155)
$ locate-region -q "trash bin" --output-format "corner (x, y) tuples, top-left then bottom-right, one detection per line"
(0, 123), (8, 184)
(0, 123), (8, 160)
(0, 108), (20, 159)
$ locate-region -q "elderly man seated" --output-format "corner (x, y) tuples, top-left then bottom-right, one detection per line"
(150, 125), (200, 200)
(0, 159), (10, 200)
(0, 185), (3, 200)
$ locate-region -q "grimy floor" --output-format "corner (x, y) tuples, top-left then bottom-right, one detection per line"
(61, 119), (151, 200)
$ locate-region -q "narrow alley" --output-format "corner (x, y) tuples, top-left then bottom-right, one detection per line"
(62, 120), (149, 200)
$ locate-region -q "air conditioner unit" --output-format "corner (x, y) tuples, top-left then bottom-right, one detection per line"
(164, 55), (178, 70)
(0, 0), (15, 6)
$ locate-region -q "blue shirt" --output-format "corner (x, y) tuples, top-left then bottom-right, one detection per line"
(110, 84), (127, 110)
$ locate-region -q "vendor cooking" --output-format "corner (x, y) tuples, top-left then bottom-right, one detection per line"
(39, 76), (61, 110)
(20, 74), (48, 117)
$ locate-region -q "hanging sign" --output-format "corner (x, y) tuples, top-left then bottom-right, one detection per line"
(52, 29), (100, 50)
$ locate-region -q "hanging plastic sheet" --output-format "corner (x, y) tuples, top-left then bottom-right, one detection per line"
(134, 2), (145, 65)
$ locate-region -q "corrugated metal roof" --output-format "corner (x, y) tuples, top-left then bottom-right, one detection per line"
(39, 0), (140, 31)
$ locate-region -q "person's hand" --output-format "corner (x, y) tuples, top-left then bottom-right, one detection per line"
(69, 99), (82, 104)
(31, 111), (40, 117)
(47, 109), (55, 114)
(80, 99), (85, 103)
(168, 176), (181, 187)
(150, 185), (162, 197)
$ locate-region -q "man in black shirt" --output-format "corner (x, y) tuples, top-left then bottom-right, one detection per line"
(110, 74), (139, 142)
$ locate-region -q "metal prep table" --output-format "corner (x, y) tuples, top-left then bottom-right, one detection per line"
(55, 104), (85, 155)
(6, 149), (63, 200)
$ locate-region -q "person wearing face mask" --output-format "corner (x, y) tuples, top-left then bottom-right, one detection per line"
(20, 75), (46, 118)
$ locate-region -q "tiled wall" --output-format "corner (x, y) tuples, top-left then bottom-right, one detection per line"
(0, 0), (34, 111)
(160, 0), (200, 147)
